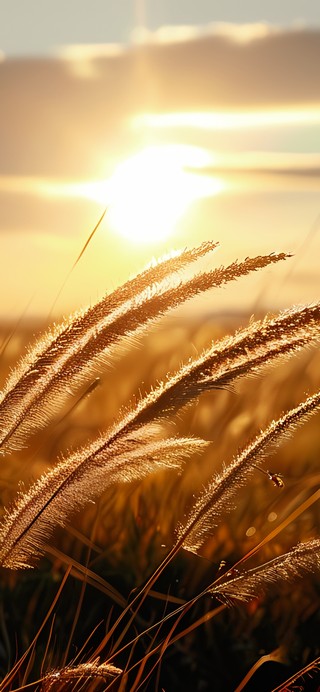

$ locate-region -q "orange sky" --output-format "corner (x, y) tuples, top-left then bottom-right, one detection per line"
(0, 24), (320, 319)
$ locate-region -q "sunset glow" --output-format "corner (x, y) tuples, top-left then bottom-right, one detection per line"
(80, 146), (223, 243)
(2, 17), (320, 318)
(108, 146), (221, 242)
(133, 108), (320, 131)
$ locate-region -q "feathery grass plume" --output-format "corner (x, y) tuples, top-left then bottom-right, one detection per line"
(271, 655), (320, 692)
(1, 247), (284, 456)
(0, 241), (219, 455)
(0, 431), (207, 569)
(121, 302), (320, 432)
(178, 390), (320, 554)
(41, 660), (123, 691)
(1, 303), (319, 568)
(210, 538), (320, 604)
(0, 250), (288, 457)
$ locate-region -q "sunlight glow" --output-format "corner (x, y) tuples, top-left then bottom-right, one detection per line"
(82, 145), (223, 243)
(107, 146), (220, 242)
(1, 146), (223, 245)
(133, 109), (320, 131)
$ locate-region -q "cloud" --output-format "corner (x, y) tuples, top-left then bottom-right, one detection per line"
(131, 21), (281, 46)
(203, 21), (280, 43)
(133, 109), (320, 131)
(125, 24), (320, 111)
(1, 24), (320, 178)
(56, 43), (125, 79)
(131, 24), (203, 46)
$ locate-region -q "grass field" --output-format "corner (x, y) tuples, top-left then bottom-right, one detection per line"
(0, 246), (319, 691)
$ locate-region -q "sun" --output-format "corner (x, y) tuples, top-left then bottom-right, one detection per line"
(80, 145), (223, 243)
(107, 145), (222, 243)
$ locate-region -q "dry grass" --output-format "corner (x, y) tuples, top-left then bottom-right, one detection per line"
(0, 245), (319, 691)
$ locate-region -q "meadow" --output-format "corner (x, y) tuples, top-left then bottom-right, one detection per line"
(0, 243), (319, 691)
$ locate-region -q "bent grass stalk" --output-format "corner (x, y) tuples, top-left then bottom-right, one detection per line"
(0, 242), (319, 690)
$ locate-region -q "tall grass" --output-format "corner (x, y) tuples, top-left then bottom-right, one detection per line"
(0, 243), (319, 691)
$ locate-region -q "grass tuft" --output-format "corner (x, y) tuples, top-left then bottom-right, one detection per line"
(0, 243), (318, 691)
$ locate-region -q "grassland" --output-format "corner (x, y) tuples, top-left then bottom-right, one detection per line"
(0, 247), (319, 691)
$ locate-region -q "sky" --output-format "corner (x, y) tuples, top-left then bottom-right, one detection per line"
(1, 1), (320, 56)
(0, 2), (320, 319)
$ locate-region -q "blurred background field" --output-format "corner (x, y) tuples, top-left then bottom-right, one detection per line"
(0, 306), (319, 690)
